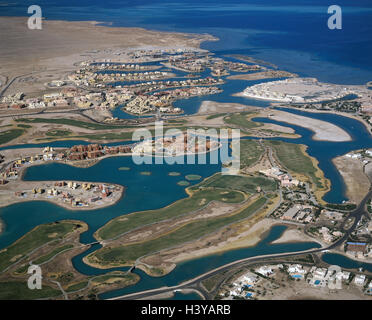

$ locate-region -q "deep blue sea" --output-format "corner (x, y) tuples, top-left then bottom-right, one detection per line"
(1, 0), (372, 84)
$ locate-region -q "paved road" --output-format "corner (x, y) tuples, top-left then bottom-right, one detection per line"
(110, 189), (372, 300)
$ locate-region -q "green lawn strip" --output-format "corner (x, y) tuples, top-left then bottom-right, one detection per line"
(65, 272), (138, 293)
(96, 189), (245, 241)
(201, 272), (228, 292)
(32, 244), (74, 265)
(177, 180), (190, 186)
(191, 173), (277, 194)
(90, 196), (267, 266)
(72, 131), (135, 141)
(36, 131), (137, 142)
(239, 139), (265, 168)
(65, 281), (89, 293)
(15, 118), (135, 130)
(0, 128), (24, 145)
(14, 263), (30, 275)
(223, 112), (262, 130)
(185, 174), (202, 181)
(45, 129), (72, 137)
(118, 167), (131, 171)
(265, 140), (323, 188)
(0, 281), (61, 300)
(16, 124), (32, 129)
(0, 221), (83, 272)
(206, 113), (227, 120)
(168, 171), (181, 176)
(91, 272), (138, 285)
(167, 119), (187, 124)
(72, 126), (216, 142)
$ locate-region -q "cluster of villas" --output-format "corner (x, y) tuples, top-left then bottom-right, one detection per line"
(124, 86), (221, 115)
(279, 204), (315, 223)
(344, 149), (372, 165)
(0, 144), (132, 185)
(82, 62), (156, 72)
(0, 147), (65, 184)
(315, 226), (344, 243)
(167, 53), (262, 75)
(127, 47), (200, 60)
(259, 166), (300, 188)
(211, 60), (262, 77)
(0, 86), (133, 112)
(14, 181), (119, 208)
(224, 263), (372, 300)
(132, 133), (219, 157)
(69, 70), (172, 87)
(123, 77), (224, 94)
(345, 242), (372, 260)
(307, 266), (370, 293)
(167, 55), (208, 72)
(67, 144), (132, 161)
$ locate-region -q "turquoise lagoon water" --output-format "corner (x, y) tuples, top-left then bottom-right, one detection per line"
(1, 108), (371, 247)
(0, 102), (370, 300)
(0, 155), (221, 248)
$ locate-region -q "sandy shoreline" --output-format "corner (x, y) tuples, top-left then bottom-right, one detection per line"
(261, 109), (352, 142)
(270, 226), (323, 246)
(274, 104), (372, 136)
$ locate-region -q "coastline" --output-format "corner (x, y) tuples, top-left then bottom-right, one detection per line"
(300, 144), (330, 205)
(270, 225), (324, 246)
(259, 109), (352, 142)
(273, 104), (372, 137)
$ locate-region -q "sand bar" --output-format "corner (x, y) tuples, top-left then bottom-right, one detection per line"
(262, 109), (352, 142)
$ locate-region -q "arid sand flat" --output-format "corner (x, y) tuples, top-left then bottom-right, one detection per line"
(197, 100), (258, 114)
(332, 154), (370, 204)
(0, 16), (214, 96)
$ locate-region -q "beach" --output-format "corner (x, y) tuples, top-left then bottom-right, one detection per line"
(260, 109), (352, 142)
(271, 226), (323, 246)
